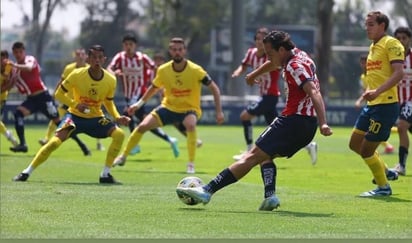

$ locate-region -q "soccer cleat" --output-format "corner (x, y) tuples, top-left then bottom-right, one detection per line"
(169, 137), (179, 158)
(112, 155), (126, 167)
(38, 138), (48, 146)
(186, 162), (195, 174)
(99, 173), (119, 184)
(384, 145), (394, 154)
(372, 169), (398, 184)
(129, 145), (141, 155)
(10, 144), (28, 153)
(196, 139), (203, 148)
(392, 163), (406, 176)
(233, 151), (247, 161)
(359, 185), (392, 197)
(13, 172), (29, 182)
(6, 130), (18, 146)
(83, 149), (92, 156)
(96, 142), (105, 151)
(176, 186), (211, 205)
(258, 195), (281, 211)
(306, 141), (318, 165)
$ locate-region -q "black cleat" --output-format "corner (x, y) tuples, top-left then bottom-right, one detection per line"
(83, 149), (92, 156)
(99, 173), (119, 184)
(13, 173), (29, 182)
(10, 145), (28, 153)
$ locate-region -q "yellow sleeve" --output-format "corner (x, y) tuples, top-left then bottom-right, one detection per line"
(54, 84), (78, 108)
(103, 99), (121, 120)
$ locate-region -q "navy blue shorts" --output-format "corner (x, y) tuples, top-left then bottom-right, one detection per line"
(152, 106), (197, 126)
(58, 113), (117, 138)
(20, 91), (59, 119)
(255, 115), (317, 158)
(246, 95), (279, 125)
(354, 103), (399, 142)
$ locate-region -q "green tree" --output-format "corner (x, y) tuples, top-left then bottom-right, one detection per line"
(78, 0), (134, 58)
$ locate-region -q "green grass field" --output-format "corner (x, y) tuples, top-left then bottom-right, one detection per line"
(0, 125), (411, 239)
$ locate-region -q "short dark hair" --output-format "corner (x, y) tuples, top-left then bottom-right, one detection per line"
(1, 50), (9, 58)
(87, 45), (105, 56)
(122, 33), (138, 43)
(12, 41), (25, 50)
(169, 37), (186, 48)
(254, 27), (269, 40)
(367, 11), (390, 31)
(394, 26), (412, 38)
(263, 30), (295, 51)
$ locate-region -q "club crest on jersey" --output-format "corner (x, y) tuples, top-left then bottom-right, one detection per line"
(88, 88), (98, 96)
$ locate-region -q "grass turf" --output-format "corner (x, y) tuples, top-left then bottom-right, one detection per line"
(0, 125), (411, 239)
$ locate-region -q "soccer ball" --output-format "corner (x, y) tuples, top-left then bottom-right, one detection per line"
(176, 176), (204, 205)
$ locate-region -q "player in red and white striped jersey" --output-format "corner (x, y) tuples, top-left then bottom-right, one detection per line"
(231, 27), (318, 164)
(107, 34), (179, 157)
(392, 26), (412, 175)
(8, 42), (60, 153)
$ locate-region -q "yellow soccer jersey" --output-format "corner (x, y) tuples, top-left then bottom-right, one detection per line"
(0, 62), (13, 101)
(60, 67), (118, 118)
(153, 60), (209, 117)
(366, 35), (404, 105)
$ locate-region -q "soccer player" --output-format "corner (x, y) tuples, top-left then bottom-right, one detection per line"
(176, 30), (332, 210)
(349, 11), (404, 197)
(391, 26), (412, 176)
(13, 45), (130, 183)
(355, 54), (395, 154)
(151, 51), (203, 148)
(107, 34), (179, 157)
(0, 50), (18, 146)
(112, 37), (224, 174)
(8, 41), (61, 153)
(38, 48), (94, 156)
(231, 27), (318, 165)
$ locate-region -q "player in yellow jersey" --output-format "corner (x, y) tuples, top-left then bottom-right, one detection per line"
(39, 48), (94, 156)
(40, 48), (105, 153)
(349, 11), (404, 197)
(355, 54), (395, 154)
(113, 37), (224, 173)
(13, 45), (130, 183)
(0, 50), (18, 146)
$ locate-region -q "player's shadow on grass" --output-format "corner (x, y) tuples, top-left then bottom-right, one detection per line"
(275, 210), (334, 217)
(355, 195), (412, 202)
(210, 209), (334, 217)
(178, 207), (206, 211)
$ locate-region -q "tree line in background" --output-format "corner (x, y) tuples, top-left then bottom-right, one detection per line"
(6, 0), (412, 102)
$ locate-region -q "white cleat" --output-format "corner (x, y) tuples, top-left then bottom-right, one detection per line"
(112, 155), (126, 167)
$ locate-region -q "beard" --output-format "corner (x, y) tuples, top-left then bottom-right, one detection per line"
(173, 56), (183, 63)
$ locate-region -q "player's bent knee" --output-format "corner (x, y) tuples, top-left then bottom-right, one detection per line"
(110, 128), (125, 142)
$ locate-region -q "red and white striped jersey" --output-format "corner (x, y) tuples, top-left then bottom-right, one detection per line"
(398, 48), (412, 104)
(242, 47), (280, 96)
(282, 48), (320, 117)
(13, 55), (47, 95)
(107, 51), (155, 99)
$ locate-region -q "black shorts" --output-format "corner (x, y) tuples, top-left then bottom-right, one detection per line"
(20, 91), (59, 119)
(246, 95), (279, 125)
(255, 115), (317, 158)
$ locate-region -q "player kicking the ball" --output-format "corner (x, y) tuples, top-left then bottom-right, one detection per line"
(177, 30), (332, 210)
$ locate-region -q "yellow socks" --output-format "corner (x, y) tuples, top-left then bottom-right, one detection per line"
(364, 152), (388, 187)
(123, 129), (143, 155)
(186, 130), (197, 162)
(106, 128), (125, 167)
